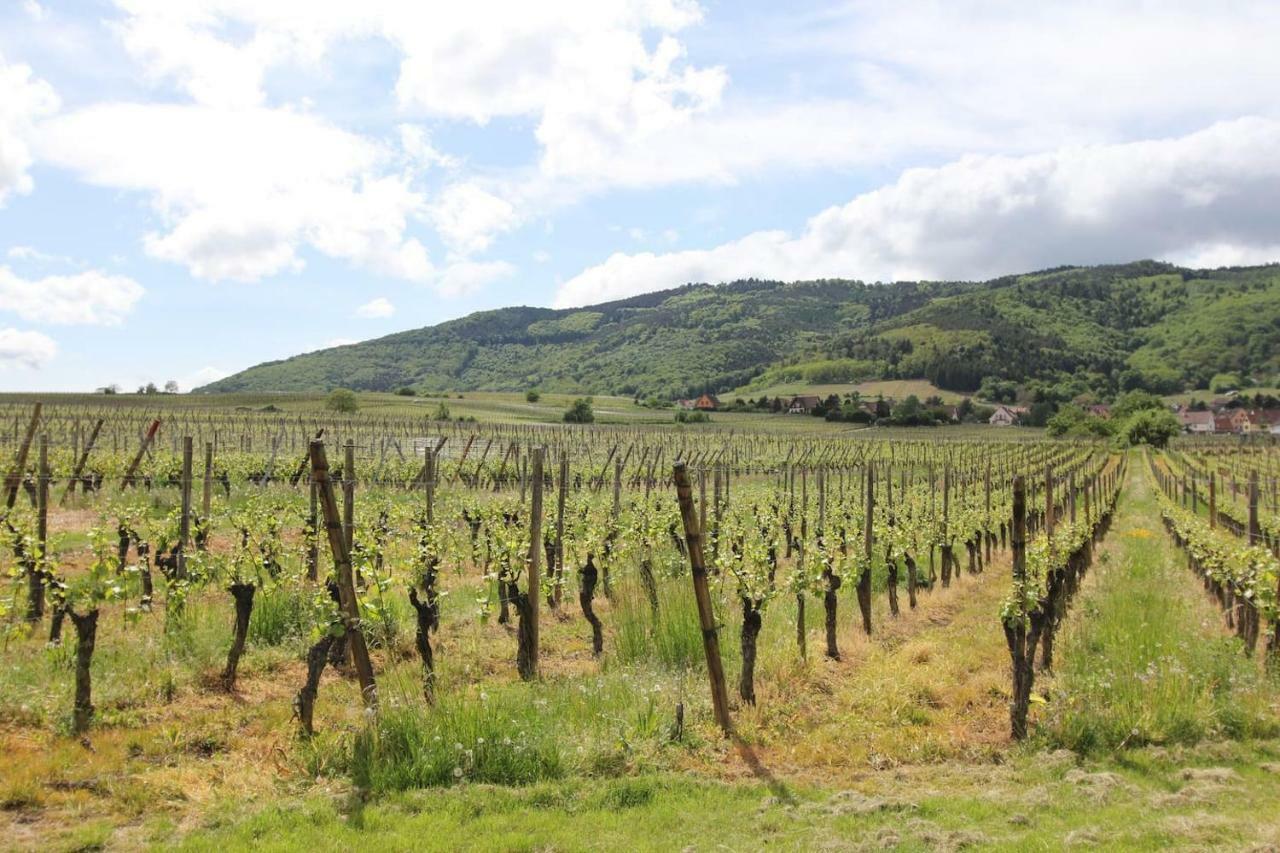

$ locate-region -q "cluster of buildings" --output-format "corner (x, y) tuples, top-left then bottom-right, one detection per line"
(1176, 404), (1280, 435)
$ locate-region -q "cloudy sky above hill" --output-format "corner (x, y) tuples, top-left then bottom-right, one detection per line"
(2, 1), (1279, 390)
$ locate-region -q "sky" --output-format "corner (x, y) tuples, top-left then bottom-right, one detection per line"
(2, 1), (1280, 392)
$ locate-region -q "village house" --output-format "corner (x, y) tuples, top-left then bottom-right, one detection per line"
(786, 395), (821, 414)
(988, 405), (1027, 427)
(1178, 410), (1215, 433)
(1213, 414), (1236, 434)
(1228, 408), (1253, 433)
(693, 393), (720, 411)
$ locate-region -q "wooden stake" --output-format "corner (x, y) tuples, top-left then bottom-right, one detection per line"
(60, 418), (103, 505)
(343, 440), (355, 551)
(527, 447), (544, 677)
(202, 442), (213, 519)
(672, 461), (732, 735)
(3, 403), (41, 509)
(310, 441), (377, 707)
(121, 419), (161, 490)
(178, 437), (193, 578)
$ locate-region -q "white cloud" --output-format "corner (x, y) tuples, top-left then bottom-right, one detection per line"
(38, 103), (433, 284)
(0, 53), (59, 205)
(428, 182), (518, 255)
(0, 266), (144, 325)
(555, 118), (1280, 306)
(356, 296), (395, 319)
(0, 328), (57, 369)
(22, 1), (46, 22)
(437, 259), (516, 297)
(100, 1), (1280, 199)
(398, 124), (458, 171)
(42, 0), (1280, 306)
(7, 245), (70, 264)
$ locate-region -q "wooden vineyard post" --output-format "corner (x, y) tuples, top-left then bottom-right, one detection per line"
(425, 447), (436, 524)
(60, 417), (103, 505)
(1209, 473), (1217, 529)
(121, 419), (161, 490)
(307, 478), (319, 582)
(699, 467), (707, 541)
(1007, 475), (1030, 740)
(672, 461), (732, 735)
(984, 463), (992, 563)
(1044, 465), (1054, 540)
(554, 454), (568, 608)
(613, 456), (623, 516)
(713, 465), (723, 558)
(1248, 471), (1261, 546)
(857, 464), (874, 635)
(178, 437), (193, 578)
(343, 440), (355, 552)
(526, 447), (545, 679)
(3, 403), (41, 509)
(29, 435), (48, 620)
(202, 442), (214, 520)
(941, 467), (952, 587)
(309, 441), (377, 707)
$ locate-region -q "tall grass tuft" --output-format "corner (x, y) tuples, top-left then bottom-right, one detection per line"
(353, 692), (564, 791)
(248, 587), (311, 646)
(344, 668), (689, 792)
(611, 577), (711, 670)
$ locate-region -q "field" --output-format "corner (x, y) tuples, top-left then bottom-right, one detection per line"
(0, 395), (1278, 851)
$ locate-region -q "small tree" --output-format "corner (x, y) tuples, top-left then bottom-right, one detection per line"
(432, 401), (450, 421)
(326, 388), (359, 413)
(395, 386), (416, 397)
(1121, 409), (1180, 448)
(563, 398), (594, 424)
(525, 389), (541, 403)
(163, 380), (180, 394)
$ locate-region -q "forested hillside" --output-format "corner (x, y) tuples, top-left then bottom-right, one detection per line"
(199, 261), (1280, 399)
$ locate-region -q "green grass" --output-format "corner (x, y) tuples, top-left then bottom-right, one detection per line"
(172, 740), (1280, 851)
(610, 576), (716, 672)
(1040, 462), (1280, 752)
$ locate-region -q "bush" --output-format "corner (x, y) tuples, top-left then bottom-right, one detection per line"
(525, 389), (541, 403)
(325, 389), (359, 413)
(432, 402), (451, 421)
(1121, 409), (1180, 448)
(563, 398), (594, 424)
(1111, 390), (1165, 421)
(1046, 406), (1114, 439)
(674, 410), (709, 423)
(395, 387), (416, 397)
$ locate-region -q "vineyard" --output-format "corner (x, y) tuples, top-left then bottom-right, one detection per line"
(2, 398), (1279, 850)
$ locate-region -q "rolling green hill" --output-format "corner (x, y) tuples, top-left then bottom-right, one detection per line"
(199, 261), (1280, 400)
